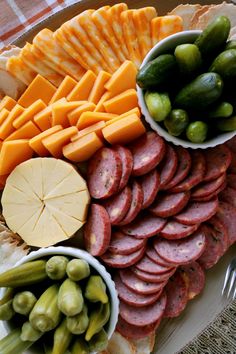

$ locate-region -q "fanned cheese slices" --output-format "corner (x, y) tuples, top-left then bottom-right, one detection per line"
(1, 157), (90, 247)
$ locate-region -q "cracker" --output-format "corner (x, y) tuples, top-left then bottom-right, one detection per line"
(189, 5), (213, 29)
(194, 2), (236, 29)
(168, 4), (201, 30)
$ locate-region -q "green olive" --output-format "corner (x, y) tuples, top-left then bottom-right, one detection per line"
(164, 109), (189, 136)
(217, 116), (236, 131)
(186, 121), (208, 143)
(174, 44), (202, 74)
(145, 91), (171, 122)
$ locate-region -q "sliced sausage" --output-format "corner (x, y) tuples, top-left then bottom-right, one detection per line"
(114, 273), (162, 307)
(113, 145), (133, 191)
(207, 215), (229, 255)
(100, 246), (145, 268)
(118, 181), (143, 226)
(108, 231), (146, 255)
(132, 266), (176, 283)
(139, 169), (160, 209)
(192, 180), (226, 202)
(228, 152), (236, 174)
(162, 147), (191, 190)
(219, 186), (236, 208)
(159, 145), (178, 189)
(119, 269), (166, 295)
(215, 201), (236, 247)
(119, 291), (167, 326)
(116, 315), (161, 340)
(136, 255), (173, 275)
(160, 220), (199, 239)
(88, 147), (122, 199)
(164, 271), (188, 318)
(191, 173), (226, 199)
(174, 198), (218, 225)
(154, 228), (206, 265)
(149, 191), (190, 218)
(198, 224), (222, 269)
(146, 244), (176, 267)
(102, 186), (132, 225)
(84, 204), (111, 256)
(226, 173), (236, 190)
(180, 262), (205, 300)
(121, 212), (166, 239)
(226, 136), (236, 153)
(203, 145), (232, 182)
(170, 151), (206, 193)
(130, 132), (165, 176)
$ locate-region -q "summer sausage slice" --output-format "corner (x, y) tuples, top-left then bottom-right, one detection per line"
(118, 181), (143, 226)
(198, 224), (222, 269)
(192, 180), (226, 202)
(215, 201), (236, 247)
(149, 191), (190, 218)
(170, 151), (206, 193)
(121, 213), (166, 239)
(130, 132), (165, 176)
(207, 216), (229, 255)
(119, 291), (167, 326)
(132, 266), (176, 283)
(119, 269), (166, 295)
(159, 145), (178, 189)
(113, 145), (133, 191)
(164, 271), (188, 318)
(162, 147), (191, 190)
(219, 186), (236, 208)
(100, 246), (145, 268)
(116, 315), (161, 340)
(88, 147), (122, 199)
(226, 136), (236, 153)
(203, 145), (232, 182)
(146, 245), (176, 267)
(160, 220), (199, 240)
(136, 255), (173, 275)
(228, 152), (236, 174)
(140, 169), (160, 209)
(154, 228), (206, 265)
(226, 173), (236, 190)
(114, 273), (162, 307)
(102, 186), (132, 225)
(180, 262), (205, 300)
(191, 173), (226, 199)
(108, 231), (146, 255)
(84, 204), (111, 256)
(174, 198), (218, 225)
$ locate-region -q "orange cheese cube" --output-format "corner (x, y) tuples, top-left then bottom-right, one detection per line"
(42, 126), (78, 158)
(71, 120), (106, 142)
(51, 101), (83, 128)
(18, 74), (57, 107)
(104, 61), (137, 96)
(50, 76), (78, 103)
(0, 140), (33, 175)
(29, 125), (63, 157)
(5, 121), (41, 141)
(0, 104), (24, 140)
(0, 96), (16, 111)
(77, 112), (117, 130)
(67, 102), (95, 126)
(63, 132), (103, 162)
(34, 105), (52, 131)
(102, 113), (146, 144)
(103, 89), (138, 115)
(94, 91), (112, 112)
(13, 99), (47, 129)
(67, 70), (97, 101)
(88, 70), (111, 104)
(0, 109), (10, 126)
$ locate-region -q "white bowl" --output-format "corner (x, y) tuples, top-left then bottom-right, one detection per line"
(137, 30), (236, 149)
(0, 246), (119, 354)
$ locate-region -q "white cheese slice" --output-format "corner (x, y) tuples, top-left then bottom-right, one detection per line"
(2, 185), (40, 205)
(4, 205), (40, 233)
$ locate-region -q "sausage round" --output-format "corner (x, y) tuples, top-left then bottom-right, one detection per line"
(180, 262), (205, 300)
(113, 145), (133, 191)
(140, 169), (160, 209)
(159, 144), (178, 189)
(203, 145), (232, 182)
(118, 181), (143, 226)
(164, 271), (188, 318)
(149, 191), (190, 218)
(108, 231), (146, 255)
(160, 220), (199, 239)
(100, 246), (145, 268)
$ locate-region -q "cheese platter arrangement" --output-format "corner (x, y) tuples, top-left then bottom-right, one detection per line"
(0, 1), (236, 353)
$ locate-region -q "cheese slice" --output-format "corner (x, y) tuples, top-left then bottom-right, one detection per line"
(151, 15), (183, 43)
(0, 108), (9, 126)
(7, 56), (37, 85)
(2, 157), (90, 247)
(50, 76), (78, 103)
(0, 96), (16, 111)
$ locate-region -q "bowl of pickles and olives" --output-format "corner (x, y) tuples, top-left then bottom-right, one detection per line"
(137, 16), (236, 148)
(0, 246), (119, 354)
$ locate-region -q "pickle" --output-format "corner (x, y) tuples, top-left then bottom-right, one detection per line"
(66, 259), (90, 281)
(58, 278), (84, 317)
(85, 302), (110, 341)
(164, 109), (189, 136)
(145, 91), (171, 122)
(13, 291), (37, 315)
(88, 328), (108, 352)
(46, 256), (69, 280)
(66, 304), (89, 335)
(217, 116), (236, 131)
(84, 275), (108, 304)
(174, 43), (202, 75)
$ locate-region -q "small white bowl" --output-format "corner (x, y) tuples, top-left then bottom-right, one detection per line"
(0, 246), (119, 354)
(137, 30), (236, 149)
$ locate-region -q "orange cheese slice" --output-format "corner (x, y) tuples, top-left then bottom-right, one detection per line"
(0, 96), (16, 111)
(51, 101), (83, 128)
(5, 121), (41, 141)
(68, 102), (96, 126)
(67, 70), (97, 101)
(71, 120), (106, 141)
(0, 108), (9, 126)
(50, 76), (78, 103)
(33, 28), (86, 81)
(88, 71), (111, 104)
(34, 105), (52, 131)
(94, 91), (112, 112)
(151, 15), (183, 44)
(13, 99), (47, 129)
(6, 56), (37, 85)
(104, 60), (137, 96)
(18, 74), (57, 107)
(0, 104), (24, 140)
(103, 89), (138, 115)
(105, 107), (141, 126)
(63, 131), (103, 162)
(29, 125), (63, 157)
(42, 126), (78, 158)
(133, 7), (157, 58)
(102, 114), (146, 145)
(77, 112), (116, 130)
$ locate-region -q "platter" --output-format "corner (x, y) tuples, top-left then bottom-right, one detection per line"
(0, 0), (235, 353)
